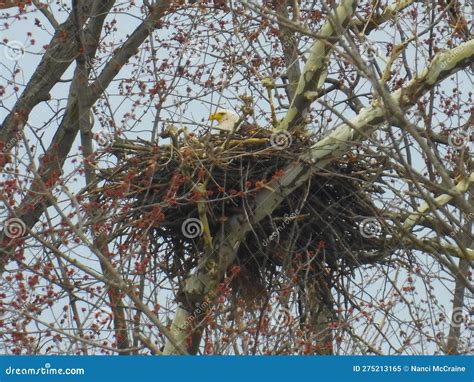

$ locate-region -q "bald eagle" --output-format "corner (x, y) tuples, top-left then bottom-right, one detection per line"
(209, 109), (239, 133)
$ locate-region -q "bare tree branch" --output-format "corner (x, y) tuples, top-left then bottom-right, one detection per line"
(163, 36), (474, 355)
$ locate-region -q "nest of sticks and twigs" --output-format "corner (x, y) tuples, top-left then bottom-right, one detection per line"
(89, 125), (389, 304)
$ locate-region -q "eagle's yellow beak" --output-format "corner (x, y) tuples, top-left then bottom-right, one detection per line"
(209, 112), (224, 122)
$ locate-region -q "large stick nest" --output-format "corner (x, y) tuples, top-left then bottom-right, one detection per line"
(88, 126), (389, 302)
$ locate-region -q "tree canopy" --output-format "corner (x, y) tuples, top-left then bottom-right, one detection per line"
(0, 0), (472, 355)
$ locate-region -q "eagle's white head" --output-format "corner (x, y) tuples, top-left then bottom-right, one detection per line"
(209, 109), (239, 132)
